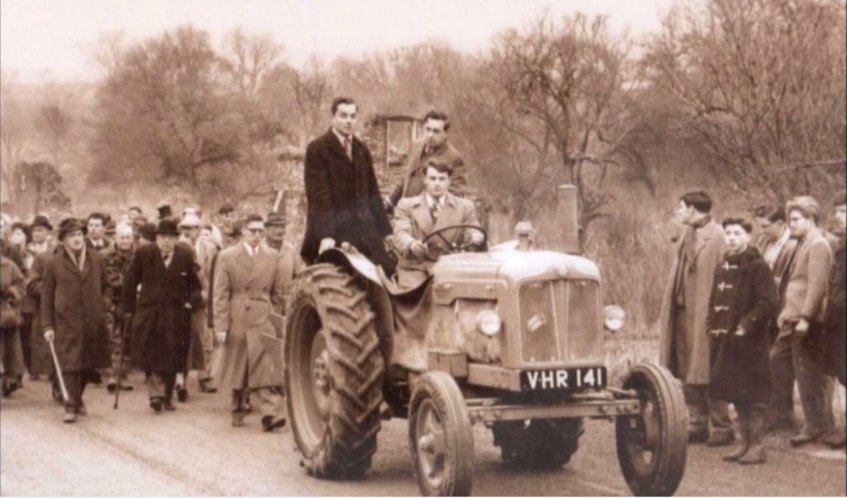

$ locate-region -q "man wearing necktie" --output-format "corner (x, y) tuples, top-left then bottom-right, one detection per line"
(123, 219), (202, 413)
(213, 215), (287, 431)
(301, 96), (395, 275)
(86, 213), (110, 252)
(393, 161), (483, 291)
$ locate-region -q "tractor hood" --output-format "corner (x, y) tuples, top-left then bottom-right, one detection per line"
(432, 249), (601, 286)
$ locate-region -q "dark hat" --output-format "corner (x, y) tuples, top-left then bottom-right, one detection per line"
(834, 190), (847, 207)
(57, 218), (87, 241)
(157, 203), (174, 220)
(218, 203), (235, 215)
(105, 219), (117, 236)
(31, 215), (53, 231)
(155, 219), (179, 236)
(266, 212), (287, 227)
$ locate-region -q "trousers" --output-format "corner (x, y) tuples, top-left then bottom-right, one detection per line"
(61, 370), (95, 412)
(146, 371), (176, 401)
(777, 323), (833, 432)
(232, 387), (283, 418)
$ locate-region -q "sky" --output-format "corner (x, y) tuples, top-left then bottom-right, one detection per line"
(1, 0), (675, 83)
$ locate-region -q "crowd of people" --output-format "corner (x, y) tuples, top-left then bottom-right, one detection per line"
(0, 97), (844, 473)
(660, 189), (846, 464)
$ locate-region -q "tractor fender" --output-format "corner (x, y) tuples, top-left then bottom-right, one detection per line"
(317, 247), (395, 361)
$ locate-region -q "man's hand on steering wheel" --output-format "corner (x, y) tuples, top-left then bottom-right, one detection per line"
(421, 224), (488, 256)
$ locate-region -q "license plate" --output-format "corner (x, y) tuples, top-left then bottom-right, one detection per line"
(520, 367), (606, 391)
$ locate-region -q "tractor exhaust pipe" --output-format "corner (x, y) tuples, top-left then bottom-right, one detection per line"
(556, 184), (581, 254)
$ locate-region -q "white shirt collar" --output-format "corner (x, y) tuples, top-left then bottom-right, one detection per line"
(243, 241), (260, 257)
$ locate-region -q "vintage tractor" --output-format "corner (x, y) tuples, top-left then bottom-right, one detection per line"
(284, 187), (688, 496)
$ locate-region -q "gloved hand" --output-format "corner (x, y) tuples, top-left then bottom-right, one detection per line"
(43, 329), (55, 342)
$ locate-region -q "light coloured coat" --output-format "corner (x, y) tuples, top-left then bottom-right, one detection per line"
(393, 192), (480, 290)
(659, 219), (726, 385)
(213, 243), (285, 390)
(778, 227), (832, 325)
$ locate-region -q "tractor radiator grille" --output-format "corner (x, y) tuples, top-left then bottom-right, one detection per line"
(518, 279), (602, 364)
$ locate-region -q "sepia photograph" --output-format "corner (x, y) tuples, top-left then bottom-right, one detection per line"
(0, 0), (845, 495)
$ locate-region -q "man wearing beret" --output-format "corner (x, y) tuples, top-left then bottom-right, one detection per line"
(41, 218), (111, 423)
(776, 196), (834, 446)
(123, 219), (202, 413)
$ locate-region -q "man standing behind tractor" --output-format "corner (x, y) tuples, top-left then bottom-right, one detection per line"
(387, 110), (468, 209)
(659, 190), (734, 445)
(40, 218), (111, 423)
(301, 96), (395, 274)
(123, 219), (202, 413)
(213, 214), (287, 431)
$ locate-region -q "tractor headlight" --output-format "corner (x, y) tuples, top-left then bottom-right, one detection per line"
(603, 305), (625, 332)
(476, 310), (502, 336)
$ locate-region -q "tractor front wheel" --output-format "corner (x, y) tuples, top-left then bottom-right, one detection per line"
(408, 372), (475, 496)
(615, 363), (688, 496)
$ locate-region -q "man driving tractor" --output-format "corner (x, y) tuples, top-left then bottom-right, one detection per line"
(392, 161), (484, 291)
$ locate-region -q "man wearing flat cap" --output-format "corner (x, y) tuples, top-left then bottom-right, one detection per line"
(123, 219), (202, 413)
(775, 196), (834, 446)
(40, 218), (111, 423)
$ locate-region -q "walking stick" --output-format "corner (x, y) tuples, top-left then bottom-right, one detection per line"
(113, 315), (128, 409)
(47, 336), (70, 403)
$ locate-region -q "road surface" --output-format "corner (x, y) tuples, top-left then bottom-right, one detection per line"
(1, 376), (845, 496)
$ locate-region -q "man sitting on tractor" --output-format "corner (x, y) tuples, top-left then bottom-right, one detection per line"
(392, 161), (484, 291)
(389, 161), (485, 372)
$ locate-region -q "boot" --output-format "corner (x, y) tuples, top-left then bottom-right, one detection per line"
(723, 411), (749, 462)
(739, 410), (767, 464)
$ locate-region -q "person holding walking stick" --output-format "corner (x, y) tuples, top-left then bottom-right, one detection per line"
(41, 218), (111, 423)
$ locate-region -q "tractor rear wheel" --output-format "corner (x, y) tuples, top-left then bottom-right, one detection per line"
(492, 418), (583, 468)
(285, 264), (385, 479)
(616, 363), (688, 496)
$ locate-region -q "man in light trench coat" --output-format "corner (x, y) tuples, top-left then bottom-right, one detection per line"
(213, 214), (287, 431)
(659, 190), (734, 444)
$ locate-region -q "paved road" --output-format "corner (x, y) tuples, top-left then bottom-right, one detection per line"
(1, 376), (845, 496)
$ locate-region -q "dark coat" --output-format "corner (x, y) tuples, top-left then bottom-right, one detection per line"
(707, 247), (778, 403)
(122, 244), (201, 373)
(40, 247), (111, 373)
(301, 129), (393, 270)
(25, 249), (59, 375)
(824, 242), (846, 384)
(1, 255), (27, 378)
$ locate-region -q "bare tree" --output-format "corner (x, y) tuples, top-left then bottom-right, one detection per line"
(36, 103), (72, 166)
(219, 27), (282, 101)
(483, 14), (639, 239)
(646, 0), (847, 201)
(0, 72), (28, 206)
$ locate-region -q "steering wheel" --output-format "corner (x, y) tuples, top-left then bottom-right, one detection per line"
(420, 224), (487, 257)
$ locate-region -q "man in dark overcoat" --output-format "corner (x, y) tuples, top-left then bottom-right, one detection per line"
(123, 219), (202, 413)
(40, 218), (111, 423)
(707, 217), (777, 464)
(300, 96), (394, 274)
(822, 192), (846, 448)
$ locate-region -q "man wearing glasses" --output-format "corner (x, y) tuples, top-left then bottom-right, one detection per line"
(213, 214), (287, 431)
